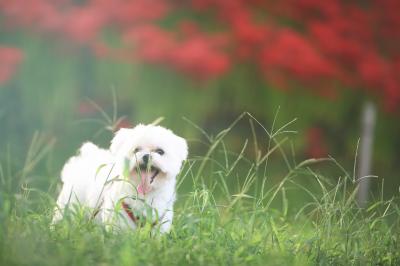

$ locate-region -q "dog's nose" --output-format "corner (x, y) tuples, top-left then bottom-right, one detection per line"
(142, 154), (150, 165)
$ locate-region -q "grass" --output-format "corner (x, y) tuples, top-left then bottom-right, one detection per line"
(0, 113), (399, 265)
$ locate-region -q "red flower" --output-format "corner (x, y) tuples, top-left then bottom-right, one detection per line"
(358, 53), (388, 89)
(123, 24), (230, 80)
(170, 35), (230, 79)
(109, 0), (169, 24)
(62, 5), (108, 44)
(0, 47), (23, 85)
(260, 29), (337, 82)
(123, 25), (175, 63)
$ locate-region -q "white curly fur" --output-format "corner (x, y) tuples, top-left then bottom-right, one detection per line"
(52, 124), (188, 233)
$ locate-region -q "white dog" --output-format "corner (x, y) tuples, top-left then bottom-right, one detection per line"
(52, 124), (188, 233)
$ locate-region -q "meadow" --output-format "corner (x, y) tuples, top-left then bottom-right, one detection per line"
(2, 1), (400, 265)
(0, 113), (398, 265)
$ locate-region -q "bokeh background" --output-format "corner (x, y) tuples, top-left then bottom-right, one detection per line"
(1, 0), (399, 199)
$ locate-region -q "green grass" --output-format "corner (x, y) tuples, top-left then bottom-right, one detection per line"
(0, 113), (399, 265)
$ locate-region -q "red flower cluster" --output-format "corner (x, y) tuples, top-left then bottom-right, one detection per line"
(260, 30), (338, 84)
(0, 46), (23, 85)
(267, 0), (400, 110)
(0, 0), (229, 79)
(123, 24), (229, 79)
(1, 0), (400, 110)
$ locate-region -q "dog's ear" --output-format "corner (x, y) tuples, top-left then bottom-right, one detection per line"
(110, 128), (131, 155)
(175, 136), (188, 162)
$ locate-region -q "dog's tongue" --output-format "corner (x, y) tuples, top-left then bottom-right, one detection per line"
(137, 170), (152, 195)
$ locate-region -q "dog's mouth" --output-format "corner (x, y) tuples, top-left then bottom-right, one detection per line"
(138, 164), (160, 184)
(131, 164), (160, 195)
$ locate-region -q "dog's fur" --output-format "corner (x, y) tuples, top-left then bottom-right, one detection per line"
(52, 124), (188, 233)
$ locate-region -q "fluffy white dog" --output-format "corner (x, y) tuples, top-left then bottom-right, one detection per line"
(52, 124), (188, 233)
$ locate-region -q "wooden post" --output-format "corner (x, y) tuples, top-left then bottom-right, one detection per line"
(357, 101), (376, 207)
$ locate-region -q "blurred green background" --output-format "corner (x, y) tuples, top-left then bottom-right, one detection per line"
(1, 0), (399, 200)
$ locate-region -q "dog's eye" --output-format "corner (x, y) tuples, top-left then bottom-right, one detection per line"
(155, 148), (164, 155)
(133, 147), (141, 153)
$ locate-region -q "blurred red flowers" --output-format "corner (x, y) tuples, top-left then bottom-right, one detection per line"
(1, 0), (399, 110)
(123, 24), (230, 79)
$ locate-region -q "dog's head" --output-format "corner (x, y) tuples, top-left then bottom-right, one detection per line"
(110, 124), (188, 195)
